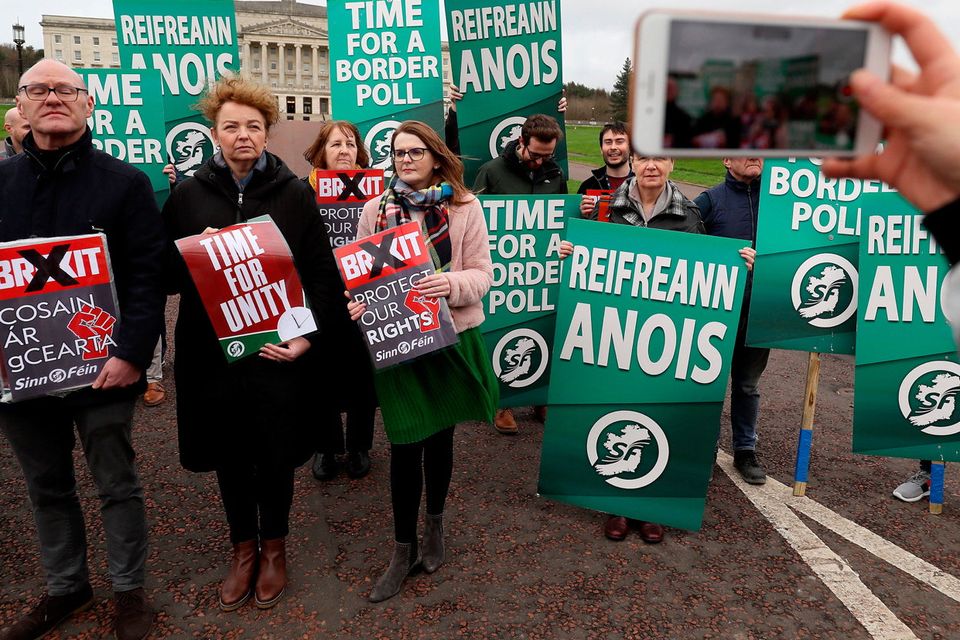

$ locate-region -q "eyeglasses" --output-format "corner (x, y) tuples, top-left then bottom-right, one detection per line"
(391, 147), (429, 161)
(18, 84), (88, 102)
(525, 150), (555, 162)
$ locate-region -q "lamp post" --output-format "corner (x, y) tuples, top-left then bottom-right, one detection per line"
(12, 23), (25, 77)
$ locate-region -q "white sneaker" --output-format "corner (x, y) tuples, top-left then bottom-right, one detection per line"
(892, 470), (931, 502)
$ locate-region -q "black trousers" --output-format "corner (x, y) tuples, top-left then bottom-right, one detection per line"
(390, 427), (455, 544)
(316, 400), (376, 455)
(216, 463), (295, 544)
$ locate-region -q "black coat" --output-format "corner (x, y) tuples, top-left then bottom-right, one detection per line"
(0, 129), (165, 405)
(162, 152), (341, 472)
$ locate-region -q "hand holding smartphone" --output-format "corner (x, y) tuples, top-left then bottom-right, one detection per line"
(631, 10), (892, 157)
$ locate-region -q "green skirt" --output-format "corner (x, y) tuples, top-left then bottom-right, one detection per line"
(375, 327), (499, 444)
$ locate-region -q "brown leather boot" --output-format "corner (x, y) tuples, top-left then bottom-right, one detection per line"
(255, 537), (287, 609)
(219, 540), (258, 612)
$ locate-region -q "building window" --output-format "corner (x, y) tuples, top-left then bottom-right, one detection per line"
(287, 61), (293, 72)
(93, 37), (100, 46)
(303, 97), (312, 115)
(55, 49), (63, 60)
(319, 98), (329, 113)
(286, 96), (296, 114)
(54, 35), (62, 44)
(271, 62), (277, 70)
(94, 52), (101, 63)
(74, 36), (81, 45)
(74, 50), (82, 61)
(112, 53), (119, 64)
(303, 63), (310, 72)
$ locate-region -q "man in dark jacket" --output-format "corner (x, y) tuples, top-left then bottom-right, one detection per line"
(576, 122), (634, 218)
(474, 113), (567, 196)
(1, 107), (29, 159)
(0, 60), (164, 640)
(472, 113), (566, 433)
(694, 158), (769, 485)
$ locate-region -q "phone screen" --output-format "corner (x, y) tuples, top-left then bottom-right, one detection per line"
(664, 20), (868, 152)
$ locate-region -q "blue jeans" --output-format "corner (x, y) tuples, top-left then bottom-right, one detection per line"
(0, 397), (146, 595)
(730, 323), (770, 452)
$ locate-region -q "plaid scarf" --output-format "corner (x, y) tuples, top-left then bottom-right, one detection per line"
(376, 177), (453, 271)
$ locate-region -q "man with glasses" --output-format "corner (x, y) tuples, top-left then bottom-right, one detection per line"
(473, 114), (566, 433)
(474, 113), (567, 197)
(0, 60), (164, 640)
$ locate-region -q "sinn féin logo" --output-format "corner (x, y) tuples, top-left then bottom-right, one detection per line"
(586, 410), (669, 490)
(166, 122), (215, 178)
(364, 120), (402, 171)
(488, 116), (527, 159)
(790, 253), (858, 328)
(227, 341), (245, 358)
(898, 361), (960, 436)
(492, 328), (549, 389)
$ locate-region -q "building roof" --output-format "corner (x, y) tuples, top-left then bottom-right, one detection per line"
(237, 0), (327, 19)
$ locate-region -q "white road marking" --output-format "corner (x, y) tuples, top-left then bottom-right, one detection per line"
(717, 451), (919, 640)
(760, 471), (960, 604)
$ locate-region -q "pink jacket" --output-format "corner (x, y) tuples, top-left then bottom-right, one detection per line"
(358, 194), (493, 333)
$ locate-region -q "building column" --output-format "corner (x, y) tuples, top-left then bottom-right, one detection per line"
(295, 44), (302, 87)
(278, 43), (285, 86)
(311, 45), (318, 87)
(260, 42), (268, 84)
(242, 40), (251, 79)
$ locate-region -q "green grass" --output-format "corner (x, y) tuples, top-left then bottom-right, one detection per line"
(565, 124), (727, 188)
(0, 105), (9, 140)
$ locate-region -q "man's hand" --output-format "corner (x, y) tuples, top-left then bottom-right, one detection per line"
(579, 194), (597, 218)
(739, 246), (757, 271)
(92, 357), (142, 390)
(162, 163), (177, 185)
(821, 2), (960, 212)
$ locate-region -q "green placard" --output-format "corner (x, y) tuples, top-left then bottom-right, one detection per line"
(853, 203), (960, 461)
(79, 68), (169, 201)
(479, 195), (578, 407)
(538, 219), (748, 530)
(113, 0), (239, 178)
(747, 158), (896, 354)
(327, 0), (445, 172)
(445, 0), (567, 185)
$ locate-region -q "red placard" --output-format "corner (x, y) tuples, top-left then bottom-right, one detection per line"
(175, 217), (316, 362)
(0, 233), (120, 402)
(0, 234), (113, 301)
(586, 189), (614, 222)
(334, 221), (459, 368)
(313, 169), (385, 204)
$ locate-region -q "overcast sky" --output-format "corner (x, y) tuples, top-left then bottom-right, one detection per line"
(11, 0), (960, 90)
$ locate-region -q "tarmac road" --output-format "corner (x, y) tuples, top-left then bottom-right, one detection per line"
(2, 298), (958, 639)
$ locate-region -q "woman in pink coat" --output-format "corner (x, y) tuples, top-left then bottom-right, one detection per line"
(348, 120), (498, 602)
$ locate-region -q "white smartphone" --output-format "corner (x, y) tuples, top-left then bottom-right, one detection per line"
(631, 10), (892, 157)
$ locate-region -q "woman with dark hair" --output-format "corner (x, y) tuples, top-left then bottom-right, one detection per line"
(302, 120), (377, 481)
(347, 120), (498, 602)
(162, 76), (340, 611)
